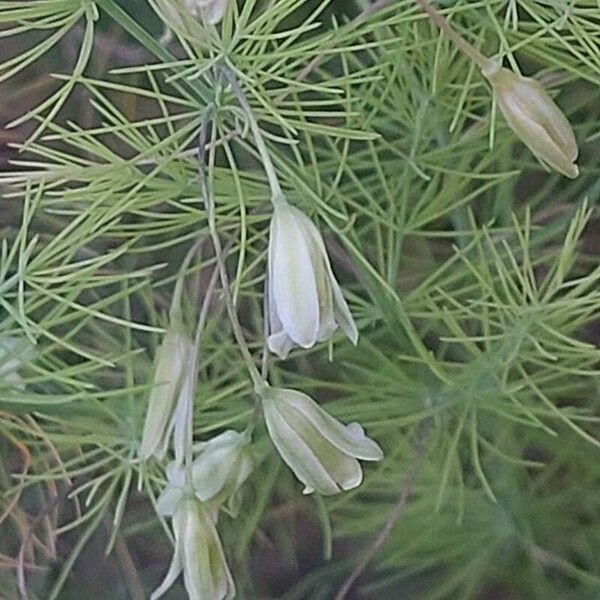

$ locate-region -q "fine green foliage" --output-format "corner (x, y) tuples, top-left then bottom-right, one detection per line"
(0, 1), (599, 599)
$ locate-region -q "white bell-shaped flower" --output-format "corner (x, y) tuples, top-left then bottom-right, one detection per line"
(259, 383), (383, 496)
(192, 430), (253, 515)
(267, 202), (358, 358)
(152, 464), (235, 600)
(140, 327), (195, 461)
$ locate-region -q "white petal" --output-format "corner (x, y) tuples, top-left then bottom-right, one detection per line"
(172, 367), (195, 466)
(199, 0), (228, 24)
(329, 276), (358, 344)
(192, 431), (246, 502)
(262, 397), (340, 495)
(333, 453), (363, 491)
(165, 461), (186, 486)
(266, 271), (294, 358)
(292, 206), (358, 345)
(140, 332), (192, 460)
(275, 388), (383, 461)
(179, 500), (236, 600)
(150, 534), (183, 600)
(269, 205), (320, 348)
(290, 207), (338, 341)
(279, 398), (364, 493)
(267, 330), (296, 359)
(156, 485), (184, 517)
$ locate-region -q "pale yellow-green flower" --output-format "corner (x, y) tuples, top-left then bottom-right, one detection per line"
(482, 63), (579, 178)
(152, 463), (235, 600)
(139, 326), (195, 461)
(267, 202), (358, 358)
(192, 430), (253, 515)
(259, 383), (383, 495)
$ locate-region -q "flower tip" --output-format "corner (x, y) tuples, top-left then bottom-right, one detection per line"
(565, 163), (579, 179)
(346, 422), (384, 461)
(481, 59), (502, 80)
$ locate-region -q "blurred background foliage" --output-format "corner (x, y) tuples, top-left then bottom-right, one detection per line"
(0, 0), (599, 598)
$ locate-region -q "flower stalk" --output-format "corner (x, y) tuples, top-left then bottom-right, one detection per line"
(412, 0), (493, 71)
(198, 113), (263, 389)
(413, 0), (579, 177)
(218, 65), (285, 205)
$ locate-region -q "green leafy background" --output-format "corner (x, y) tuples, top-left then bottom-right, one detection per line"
(0, 0), (599, 598)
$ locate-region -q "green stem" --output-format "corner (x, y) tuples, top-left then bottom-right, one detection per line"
(219, 64), (285, 205)
(169, 240), (203, 325)
(198, 111), (264, 389)
(183, 259), (221, 486)
(413, 0), (494, 71)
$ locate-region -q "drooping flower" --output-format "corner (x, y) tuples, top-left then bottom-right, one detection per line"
(258, 383), (383, 495)
(266, 202), (358, 358)
(482, 63), (579, 178)
(192, 430), (253, 515)
(140, 326), (195, 461)
(152, 464), (235, 600)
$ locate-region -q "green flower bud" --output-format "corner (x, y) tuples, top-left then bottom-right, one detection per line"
(482, 63), (579, 178)
(192, 430), (253, 515)
(259, 384), (383, 496)
(140, 327), (195, 461)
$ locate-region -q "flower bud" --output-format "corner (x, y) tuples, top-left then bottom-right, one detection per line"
(482, 63), (579, 178)
(259, 384), (383, 495)
(192, 430), (253, 515)
(267, 202), (358, 358)
(140, 327), (195, 461)
(152, 479), (235, 600)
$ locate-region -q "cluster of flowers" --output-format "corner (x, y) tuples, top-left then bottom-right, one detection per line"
(141, 198), (383, 598)
(148, 433), (252, 600)
(140, 2), (580, 599)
